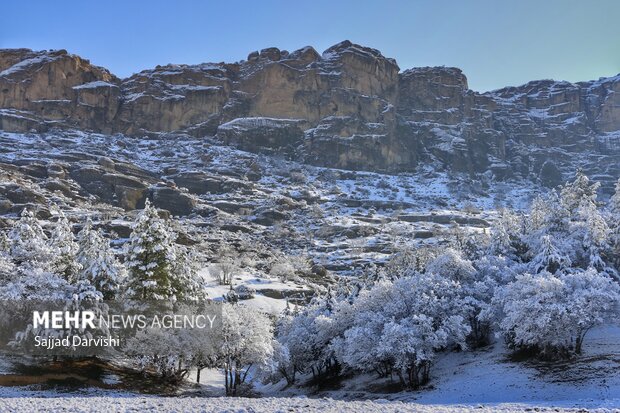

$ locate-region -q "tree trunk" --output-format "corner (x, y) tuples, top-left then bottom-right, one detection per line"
(224, 366), (230, 395)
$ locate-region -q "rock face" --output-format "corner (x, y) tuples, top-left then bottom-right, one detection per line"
(217, 117), (307, 156)
(1, 42), (619, 188)
(0, 49), (120, 133)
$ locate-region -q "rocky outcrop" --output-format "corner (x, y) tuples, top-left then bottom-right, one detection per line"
(1, 42), (619, 187)
(149, 185), (195, 216)
(217, 117), (307, 156)
(0, 49), (120, 133)
(170, 171), (251, 195)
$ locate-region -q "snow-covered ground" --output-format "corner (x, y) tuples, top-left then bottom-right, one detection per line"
(314, 325), (620, 406)
(1, 395), (619, 413)
(0, 325), (618, 411)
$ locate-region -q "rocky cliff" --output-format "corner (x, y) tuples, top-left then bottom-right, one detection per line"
(1, 41), (619, 190)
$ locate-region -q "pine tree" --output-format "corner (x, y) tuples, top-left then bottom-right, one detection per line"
(77, 220), (125, 300)
(125, 199), (178, 300)
(0, 232), (15, 284)
(560, 169), (599, 214)
(169, 244), (205, 301)
(125, 199), (203, 301)
(50, 208), (81, 282)
(575, 200), (610, 271)
(530, 234), (572, 274)
(8, 209), (53, 271)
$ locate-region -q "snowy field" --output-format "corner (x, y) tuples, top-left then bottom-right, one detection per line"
(2, 396), (620, 413)
(0, 325), (618, 412)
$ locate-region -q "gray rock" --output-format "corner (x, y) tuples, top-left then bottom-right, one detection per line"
(149, 186), (195, 216)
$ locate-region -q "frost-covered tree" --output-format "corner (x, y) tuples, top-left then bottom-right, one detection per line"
(382, 245), (439, 280)
(214, 247), (238, 286)
(124, 326), (187, 380)
(0, 266), (69, 301)
(125, 199), (203, 301)
(124, 303), (216, 382)
(524, 173), (612, 273)
(332, 273), (469, 388)
(50, 209), (81, 283)
(574, 200), (610, 271)
(426, 248), (476, 283)
(76, 221), (125, 299)
(169, 244), (205, 301)
(1, 209), (73, 301)
(125, 200), (178, 299)
(0, 231), (9, 253)
(495, 268), (620, 358)
(529, 234), (572, 274)
(275, 293), (340, 383)
(269, 339), (297, 386)
(8, 209), (53, 271)
(188, 320), (218, 383)
(427, 248), (494, 347)
(560, 169), (599, 214)
(219, 304), (274, 395)
(488, 208), (525, 260)
(0, 232), (14, 283)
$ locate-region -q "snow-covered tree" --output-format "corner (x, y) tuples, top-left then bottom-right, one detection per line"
(214, 246), (238, 286)
(124, 326), (187, 380)
(529, 234), (572, 274)
(125, 200), (178, 300)
(187, 318), (219, 383)
(1, 209), (72, 302)
(76, 220), (125, 299)
(574, 200), (610, 271)
(8, 209), (53, 271)
(275, 293), (340, 383)
(0, 265), (69, 301)
(169, 244), (205, 301)
(560, 169), (599, 215)
(125, 199), (203, 301)
(218, 304), (274, 395)
(333, 273), (470, 388)
(49, 208), (81, 282)
(495, 268), (620, 358)
(382, 245), (439, 280)
(488, 208), (525, 260)
(427, 248), (494, 347)
(0, 232), (14, 283)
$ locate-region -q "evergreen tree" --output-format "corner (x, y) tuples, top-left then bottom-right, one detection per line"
(575, 200), (610, 271)
(8, 209), (53, 271)
(530, 234), (572, 274)
(169, 244), (205, 301)
(125, 199), (178, 300)
(125, 199), (204, 301)
(50, 208), (81, 282)
(77, 220), (125, 299)
(560, 169), (599, 214)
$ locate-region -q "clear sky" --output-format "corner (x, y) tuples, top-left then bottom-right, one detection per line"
(2, 0), (619, 91)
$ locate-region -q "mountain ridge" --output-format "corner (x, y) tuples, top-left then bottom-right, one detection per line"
(1, 41), (619, 191)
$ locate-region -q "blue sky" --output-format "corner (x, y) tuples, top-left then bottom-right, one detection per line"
(2, 0), (619, 91)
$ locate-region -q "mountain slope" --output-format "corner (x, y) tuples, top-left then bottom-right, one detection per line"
(1, 41), (619, 191)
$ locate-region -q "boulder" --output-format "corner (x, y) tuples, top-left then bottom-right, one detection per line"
(69, 166), (148, 210)
(149, 185), (195, 216)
